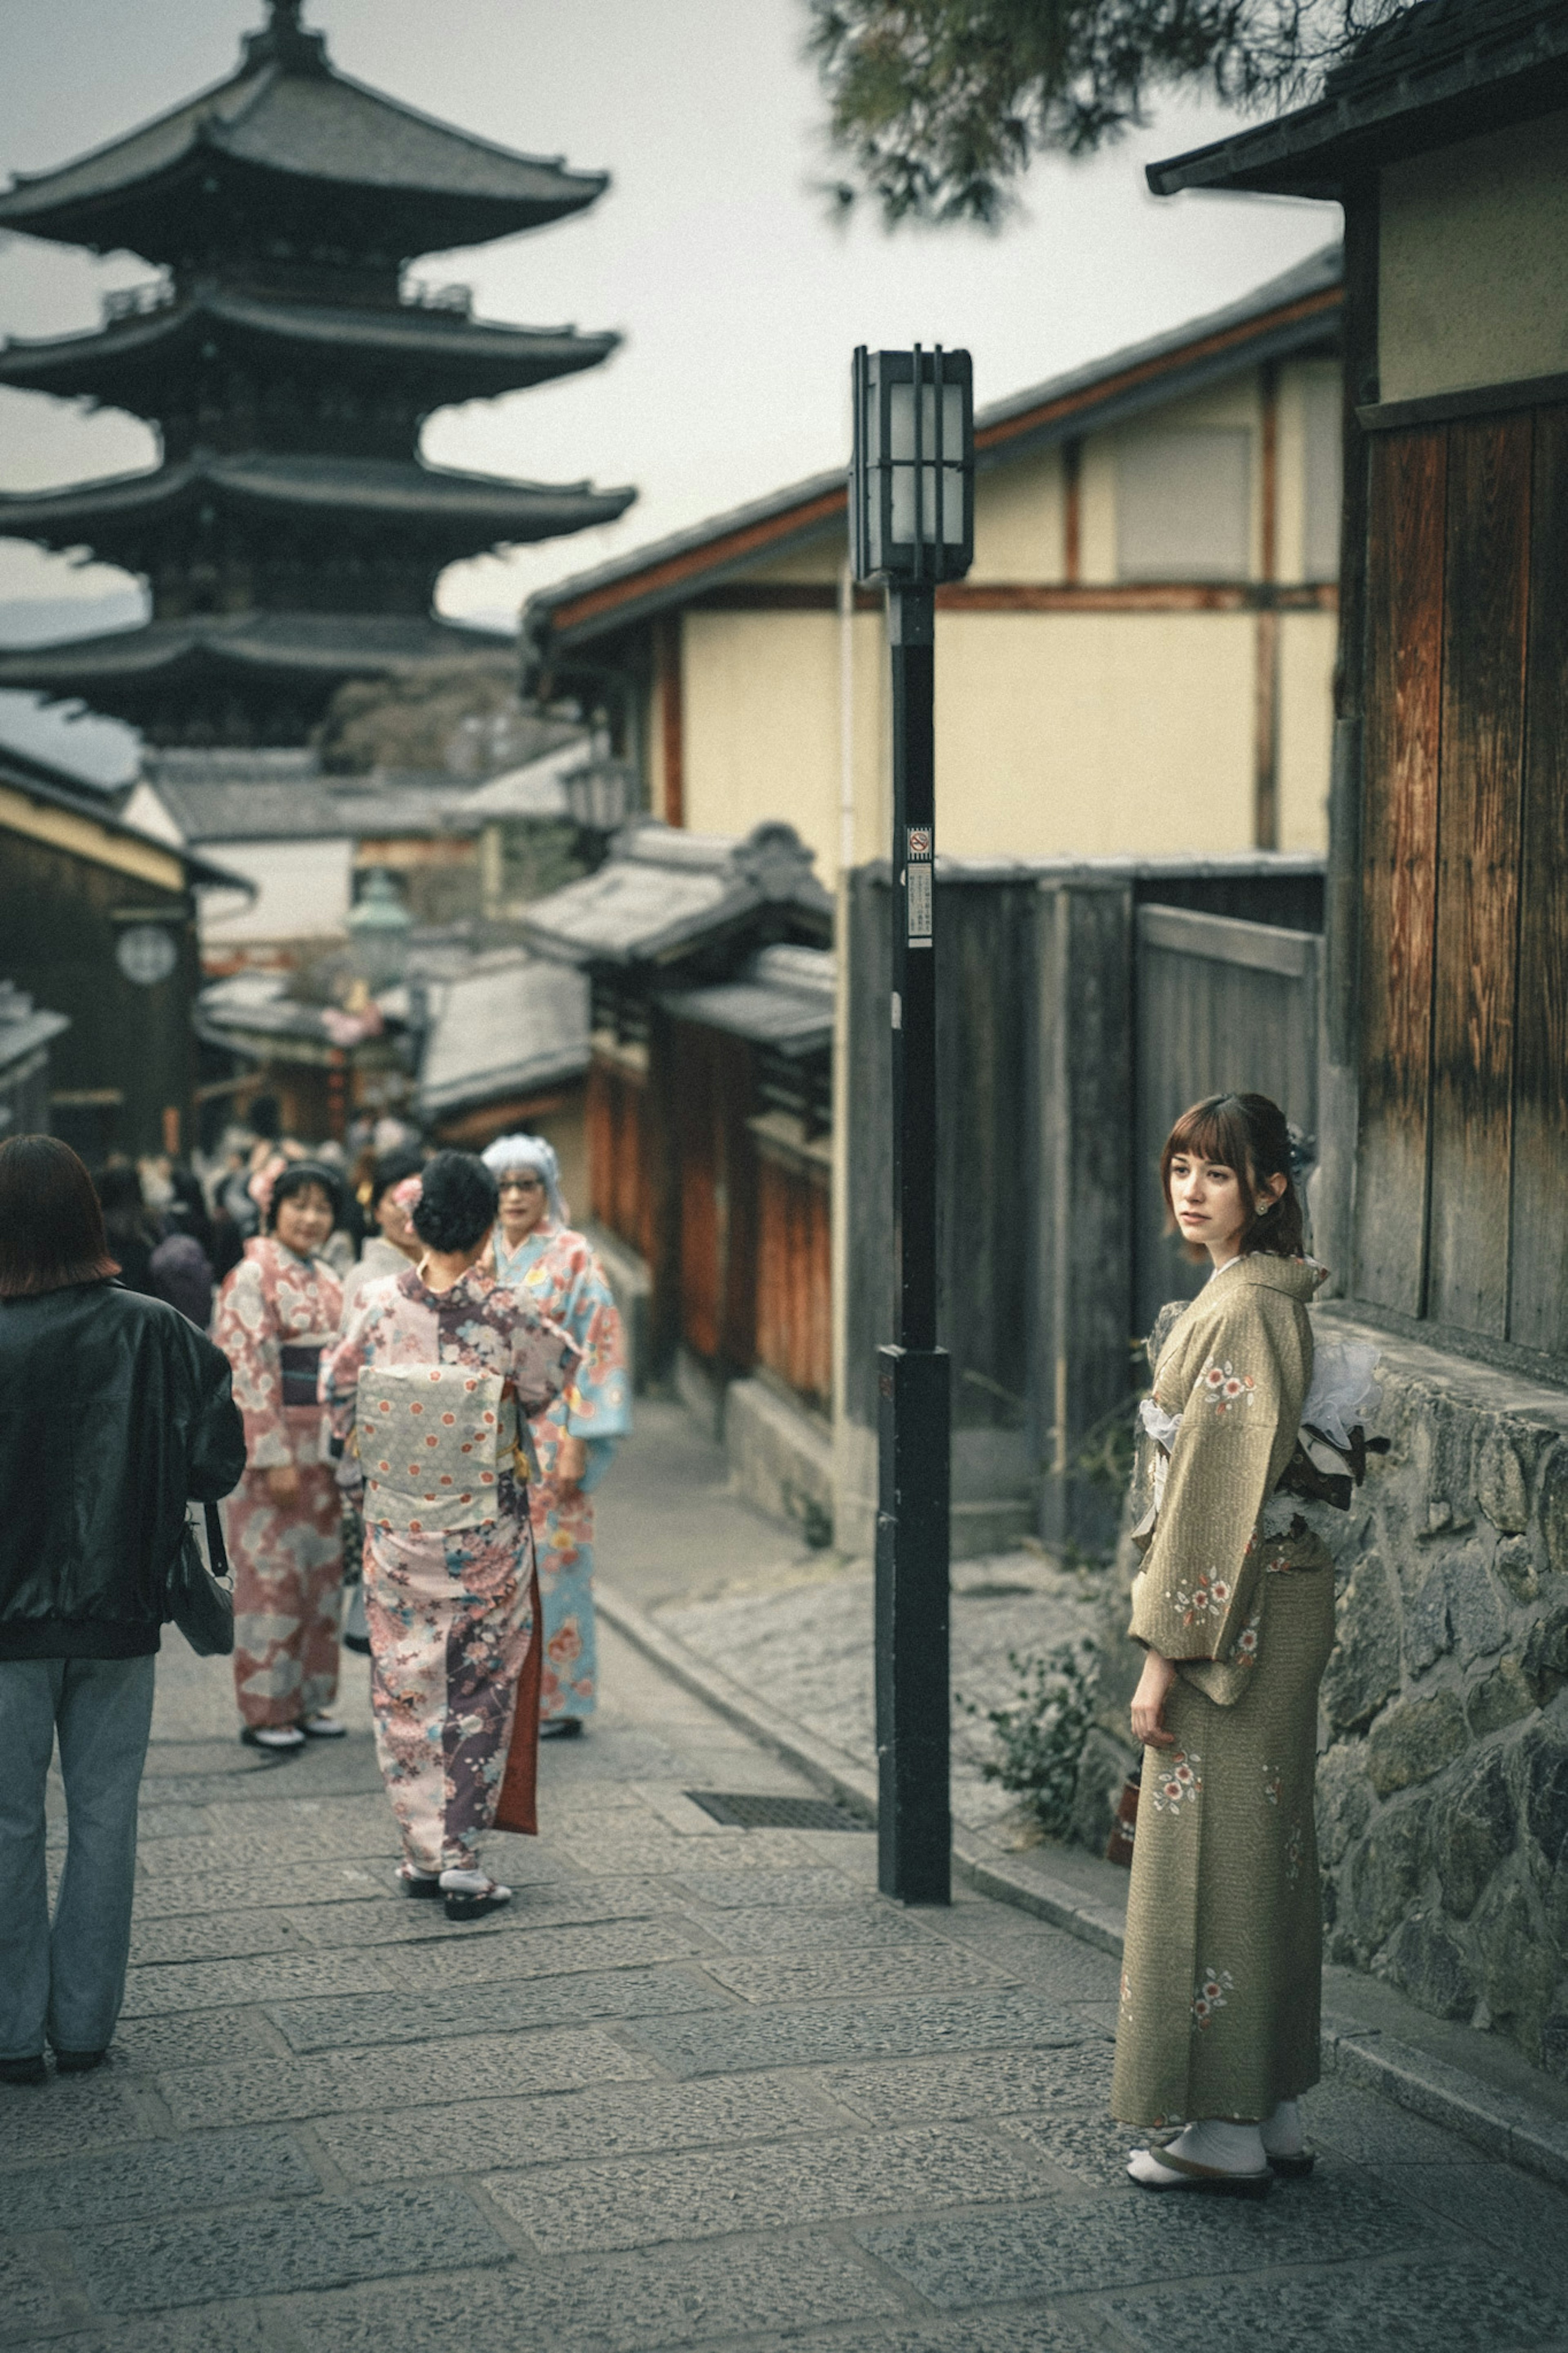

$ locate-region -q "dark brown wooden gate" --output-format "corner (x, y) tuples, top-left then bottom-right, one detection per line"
(670, 1021), (758, 1375)
(1356, 405), (1568, 1357)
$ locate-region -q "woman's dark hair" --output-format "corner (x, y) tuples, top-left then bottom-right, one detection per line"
(263, 1159), (343, 1236)
(0, 1134), (118, 1297)
(95, 1159), (153, 1243)
(411, 1150), (498, 1255)
(1160, 1091), (1305, 1261)
(369, 1146), (424, 1215)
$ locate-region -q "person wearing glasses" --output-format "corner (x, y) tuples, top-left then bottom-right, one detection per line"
(482, 1135), (630, 1740)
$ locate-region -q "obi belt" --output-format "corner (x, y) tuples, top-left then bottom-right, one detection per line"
(356, 1364), (521, 1535)
(280, 1340), (330, 1410)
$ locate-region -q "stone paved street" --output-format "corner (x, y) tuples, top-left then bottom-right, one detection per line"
(597, 1400), (1105, 1841)
(8, 1586), (1568, 2352)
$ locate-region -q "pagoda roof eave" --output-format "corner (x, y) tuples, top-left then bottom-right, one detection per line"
(0, 609), (514, 695)
(0, 293), (621, 397)
(0, 455), (636, 546)
(0, 50), (608, 260)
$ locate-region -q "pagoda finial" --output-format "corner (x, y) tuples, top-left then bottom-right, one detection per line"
(243, 0), (327, 72)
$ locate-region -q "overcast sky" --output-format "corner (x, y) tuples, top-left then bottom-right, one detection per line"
(0, 0), (1339, 775)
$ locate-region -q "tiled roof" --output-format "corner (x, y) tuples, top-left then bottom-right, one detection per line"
(140, 759), (486, 845)
(0, 453), (635, 549)
(0, 736), (251, 890)
(0, 981), (70, 1079)
(1148, 0), (1568, 198)
(0, 24), (607, 257)
(416, 950), (590, 1115)
(521, 821), (832, 968)
(0, 610), (509, 695)
(0, 291), (619, 401)
(660, 946), (835, 1055)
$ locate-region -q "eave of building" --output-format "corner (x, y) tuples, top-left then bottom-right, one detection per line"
(0, 746), (249, 892)
(0, 49), (608, 257)
(0, 293), (621, 399)
(1147, 1), (1568, 198)
(0, 453), (635, 547)
(526, 245), (1342, 656)
(417, 1040), (590, 1116)
(0, 610), (509, 697)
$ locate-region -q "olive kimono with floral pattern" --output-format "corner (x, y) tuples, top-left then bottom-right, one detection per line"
(1112, 1252), (1334, 2130)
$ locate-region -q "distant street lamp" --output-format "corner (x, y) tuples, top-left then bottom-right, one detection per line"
(850, 346), (974, 1905)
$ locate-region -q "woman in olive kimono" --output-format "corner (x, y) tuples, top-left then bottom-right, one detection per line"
(482, 1134), (630, 1736)
(214, 1162), (345, 1754)
(322, 1152), (577, 1922)
(1114, 1092), (1348, 2195)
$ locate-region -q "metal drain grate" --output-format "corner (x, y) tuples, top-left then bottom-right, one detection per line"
(684, 1791), (870, 1832)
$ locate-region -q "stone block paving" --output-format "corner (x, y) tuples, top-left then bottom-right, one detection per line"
(9, 1608), (1568, 2352)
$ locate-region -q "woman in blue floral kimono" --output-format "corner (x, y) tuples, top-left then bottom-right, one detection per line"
(322, 1152), (577, 1922)
(482, 1135), (630, 1736)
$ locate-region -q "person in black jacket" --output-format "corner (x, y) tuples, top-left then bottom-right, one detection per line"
(0, 1135), (245, 2085)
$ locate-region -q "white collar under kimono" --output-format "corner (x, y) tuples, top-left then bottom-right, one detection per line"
(491, 1221), (561, 1288)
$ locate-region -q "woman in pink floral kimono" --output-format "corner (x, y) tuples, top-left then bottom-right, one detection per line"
(482, 1134), (630, 1736)
(323, 1152), (577, 1922)
(214, 1162), (345, 1755)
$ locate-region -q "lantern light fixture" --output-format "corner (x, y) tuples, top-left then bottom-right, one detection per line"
(850, 345), (974, 588)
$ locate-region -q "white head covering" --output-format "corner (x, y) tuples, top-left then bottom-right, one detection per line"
(481, 1132), (565, 1222)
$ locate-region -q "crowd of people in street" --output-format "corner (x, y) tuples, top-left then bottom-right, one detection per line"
(1, 1082), (1374, 2220)
(0, 1106), (630, 2076)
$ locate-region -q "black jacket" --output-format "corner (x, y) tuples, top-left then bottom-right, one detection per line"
(0, 1280), (246, 1659)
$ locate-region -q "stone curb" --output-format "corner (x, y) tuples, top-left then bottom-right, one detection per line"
(596, 1577), (1568, 2195)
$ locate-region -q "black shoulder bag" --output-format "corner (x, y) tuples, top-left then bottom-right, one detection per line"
(165, 1501), (236, 1658)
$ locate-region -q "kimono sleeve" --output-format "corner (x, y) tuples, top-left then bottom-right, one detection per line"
(321, 1298), (377, 1452)
(212, 1256), (289, 1470)
(509, 1302), (581, 1419)
(559, 1247), (632, 1444)
(1128, 1300), (1291, 1665)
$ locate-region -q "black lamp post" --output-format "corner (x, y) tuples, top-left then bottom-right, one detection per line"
(850, 345), (974, 1905)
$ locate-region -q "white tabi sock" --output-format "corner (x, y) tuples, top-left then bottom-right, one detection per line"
(1260, 2099), (1303, 2157)
(1130, 2118), (1267, 2181)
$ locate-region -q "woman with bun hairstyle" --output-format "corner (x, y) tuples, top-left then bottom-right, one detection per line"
(322, 1152), (578, 1922)
(213, 1160), (345, 1754)
(1113, 1091), (1343, 2195)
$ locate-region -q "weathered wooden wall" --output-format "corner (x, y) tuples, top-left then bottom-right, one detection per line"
(0, 829), (199, 1160)
(754, 1130), (832, 1411)
(670, 1019), (758, 1376)
(1355, 399), (1568, 1361)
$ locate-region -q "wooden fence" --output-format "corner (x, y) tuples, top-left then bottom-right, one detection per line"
(838, 856), (1324, 1557)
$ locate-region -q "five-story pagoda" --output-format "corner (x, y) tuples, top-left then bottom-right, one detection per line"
(0, 0), (634, 745)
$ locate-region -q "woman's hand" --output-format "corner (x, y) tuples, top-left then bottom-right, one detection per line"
(266, 1463), (300, 1505)
(555, 1434), (588, 1497)
(1131, 1649), (1178, 1749)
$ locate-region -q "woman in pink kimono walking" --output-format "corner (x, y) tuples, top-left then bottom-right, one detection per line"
(214, 1161), (345, 1755)
(323, 1152), (577, 1921)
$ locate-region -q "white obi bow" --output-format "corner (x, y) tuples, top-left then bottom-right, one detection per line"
(356, 1364), (522, 1534)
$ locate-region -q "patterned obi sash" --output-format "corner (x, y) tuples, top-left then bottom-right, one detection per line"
(356, 1364), (520, 1534)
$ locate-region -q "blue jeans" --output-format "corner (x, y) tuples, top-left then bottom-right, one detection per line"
(0, 1655), (156, 2059)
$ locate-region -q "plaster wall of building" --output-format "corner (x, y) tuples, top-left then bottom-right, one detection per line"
(666, 355), (1339, 874)
(1379, 110), (1568, 404)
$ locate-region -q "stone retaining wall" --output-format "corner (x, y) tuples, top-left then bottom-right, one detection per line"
(1085, 1306), (1568, 2081)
